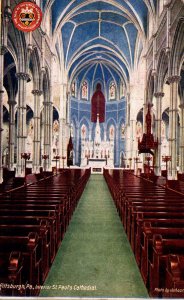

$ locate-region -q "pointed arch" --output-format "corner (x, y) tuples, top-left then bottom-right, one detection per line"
(170, 18), (184, 76)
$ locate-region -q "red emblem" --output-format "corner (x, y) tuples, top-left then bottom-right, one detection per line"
(12, 2), (42, 32)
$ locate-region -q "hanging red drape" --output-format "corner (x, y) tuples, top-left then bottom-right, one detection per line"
(67, 135), (73, 166)
(91, 83), (105, 123)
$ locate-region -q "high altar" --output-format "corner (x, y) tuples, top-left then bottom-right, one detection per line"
(81, 114), (114, 173)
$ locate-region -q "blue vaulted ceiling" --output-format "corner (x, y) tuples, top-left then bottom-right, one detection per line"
(44, 0), (157, 90)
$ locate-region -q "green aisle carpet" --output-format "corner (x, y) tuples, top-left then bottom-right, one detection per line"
(40, 174), (148, 298)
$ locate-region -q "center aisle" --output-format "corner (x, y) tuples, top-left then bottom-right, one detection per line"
(40, 174), (148, 298)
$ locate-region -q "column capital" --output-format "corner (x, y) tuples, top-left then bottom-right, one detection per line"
(168, 108), (178, 113)
(0, 46), (8, 55)
(16, 72), (30, 81)
(179, 104), (184, 109)
(8, 100), (17, 106)
(154, 92), (164, 98)
(32, 89), (43, 96)
(167, 75), (181, 84)
(43, 101), (53, 106)
(163, 0), (172, 8)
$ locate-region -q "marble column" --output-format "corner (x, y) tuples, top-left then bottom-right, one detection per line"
(8, 98), (16, 171)
(75, 124), (80, 166)
(16, 72), (29, 177)
(115, 124), (119, 167)
(154, 92), (164, 176)
(179, 103), (184, 173)
(0, 44), (4, 183)
(59, 83), (67, 166)
(0, 90), (3, 184)
(168, 75), (180, 180)
(130, 119), (137, 169)
(43, 98), (53, 171)
(32, 89), (42, 173)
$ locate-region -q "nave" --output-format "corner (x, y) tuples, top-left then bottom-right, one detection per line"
(40, 174), (148, 298)
(1, 167), (184, 298)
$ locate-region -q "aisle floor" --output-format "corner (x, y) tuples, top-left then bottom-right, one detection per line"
(40, 174), (148, 298)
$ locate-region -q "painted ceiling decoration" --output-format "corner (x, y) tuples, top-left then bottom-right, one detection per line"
(43, 0), (157, 93)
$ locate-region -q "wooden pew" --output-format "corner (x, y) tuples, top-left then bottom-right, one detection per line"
(104, 168), (184, 298)
(130, 211), (184, 258)
(0, 251), (23, 296)
(122, 197), (184, 231)
(140, 222), (184, 286)
(0, 221), (50, 282)
(0, 168), (91, 296)
(0, 197), (69, 239)
(164, 254), (184, 298)
(0, 205), (61, 246)
(149, 234), (184, 297)
(0, 232), (41, 296)
(0, 213), (57, 263)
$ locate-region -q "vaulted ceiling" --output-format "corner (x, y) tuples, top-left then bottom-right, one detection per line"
(43, 0), (157, 89)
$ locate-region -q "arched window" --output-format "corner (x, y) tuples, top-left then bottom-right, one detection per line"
(120, 81), (125, 98)
(109, 81), (116, 100)
(109, 125), (115, 140)
(81, 81), (88, 100)
(121, 123), (125, 139)
(136, 121), (143, 141)
(70, 123), (74, 138)
(52, 119), (59, 155)
(71, 81), (76, 97)
(81, 124), (87, 139)
(161, 121), (166, 139)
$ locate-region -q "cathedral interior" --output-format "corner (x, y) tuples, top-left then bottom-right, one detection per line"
(0, 0), (184, 298)
(0, 0), (183, 180)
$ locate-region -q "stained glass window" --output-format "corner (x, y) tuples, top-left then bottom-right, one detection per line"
(136, 121), (143, 140)
(109, 125), (115, 140)
(121, 123), (125, 139)
(120, 81), (125, 98)
(81, 124), (86, 139)
(109, 81), (116, 100)
(81, 81), (88, 99)
(71, 81), (76, 97)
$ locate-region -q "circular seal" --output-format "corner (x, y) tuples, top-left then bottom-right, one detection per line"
(12, 2), (42, 32)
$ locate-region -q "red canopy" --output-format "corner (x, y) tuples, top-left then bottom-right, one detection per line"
(91, 83), (105, 123)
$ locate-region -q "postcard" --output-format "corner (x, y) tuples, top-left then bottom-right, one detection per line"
(0, 0), (184, 299)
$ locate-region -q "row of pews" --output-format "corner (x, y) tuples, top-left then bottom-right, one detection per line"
(104, 169), (184, 298)
(0, 168), (90, 297)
